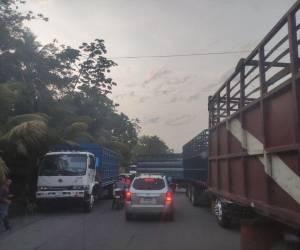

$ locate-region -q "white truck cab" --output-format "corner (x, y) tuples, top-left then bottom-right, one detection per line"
(36, 151), (98, 212)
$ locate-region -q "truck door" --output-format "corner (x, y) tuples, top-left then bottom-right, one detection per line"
(88, 155), (96, 182)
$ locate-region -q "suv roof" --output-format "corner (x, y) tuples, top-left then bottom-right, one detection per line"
(137, 174), (164, 179)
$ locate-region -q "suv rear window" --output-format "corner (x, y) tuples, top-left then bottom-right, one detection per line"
(132, 178), (165, 190)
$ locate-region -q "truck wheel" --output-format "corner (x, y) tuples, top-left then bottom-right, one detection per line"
(214, 198), (231, 228)
(83, 194), (94, 213)
(191, 187), (199, 206)
(185, 186), (189, 197)
(93, 186), (100, 201)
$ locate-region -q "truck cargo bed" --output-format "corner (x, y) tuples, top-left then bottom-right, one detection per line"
(208, 1), (300, 229)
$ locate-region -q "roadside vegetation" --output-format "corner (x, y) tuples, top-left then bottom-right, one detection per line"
(0, 0), (172, 208)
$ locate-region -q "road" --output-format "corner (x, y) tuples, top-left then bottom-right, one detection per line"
(0, 192), (240, 250)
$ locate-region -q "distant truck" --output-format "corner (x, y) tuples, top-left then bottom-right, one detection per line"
(136, 154), (183, 183)
(36, 143), (119, 212)
(182, 130), (209, 206)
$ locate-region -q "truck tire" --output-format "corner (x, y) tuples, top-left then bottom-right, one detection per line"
(187, 185), (192, 200)
(185, 186), (189, 197)
(83, 194), (94, 213)
(191, 187), (199, 206)
(214, 198), (231, 228)
(93, 186), (100, 201)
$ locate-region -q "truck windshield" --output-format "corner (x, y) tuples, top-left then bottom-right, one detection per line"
(39, 154), (87, 176)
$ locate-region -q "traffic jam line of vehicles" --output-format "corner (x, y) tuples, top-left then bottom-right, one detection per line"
(32, 1), (300, 249)
(182, 1), (300, 249)
(34, 143), (175, 221)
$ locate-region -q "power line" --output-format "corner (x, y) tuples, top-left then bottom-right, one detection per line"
(108, 50), (251, 60)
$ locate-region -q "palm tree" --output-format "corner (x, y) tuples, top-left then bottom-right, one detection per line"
(0, 157), (8, 185)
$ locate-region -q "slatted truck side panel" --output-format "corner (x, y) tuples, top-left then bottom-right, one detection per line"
(208, 1), (300, 249)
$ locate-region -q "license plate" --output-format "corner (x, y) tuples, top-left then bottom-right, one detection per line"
(115, 195), (120, 198)
(140, 198), (156, 205)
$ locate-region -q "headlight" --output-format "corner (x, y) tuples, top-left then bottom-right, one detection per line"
(38, 186), (48, 191)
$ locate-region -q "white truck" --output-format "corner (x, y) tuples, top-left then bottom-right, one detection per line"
(36, 151), (98, 212)
(36, 144), (119, 212)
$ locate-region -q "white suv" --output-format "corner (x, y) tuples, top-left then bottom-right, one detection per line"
(124, 174), (174, 221)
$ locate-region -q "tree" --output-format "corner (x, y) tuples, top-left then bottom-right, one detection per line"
(133, 135), (173, 156)
(0, 157), (8, 185)
(0, 0), (140, 198)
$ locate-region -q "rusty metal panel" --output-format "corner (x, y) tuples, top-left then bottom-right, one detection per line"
(230, 158), (245, 196)
(209, 128), (218, 156)
(208, 0), (300, 229)
(209, 160), (218, 189)
(218, 124), (228, 155)
(219, 159), (229, 191)
(243, 103), (263, 143)
(245, 156), (268, 202)
(265, 86), (295, 148)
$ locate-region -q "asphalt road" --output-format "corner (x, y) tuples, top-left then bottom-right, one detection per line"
(0, 192), (240, 250)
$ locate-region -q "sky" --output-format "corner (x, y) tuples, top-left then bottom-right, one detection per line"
(24, 0), (295, 152)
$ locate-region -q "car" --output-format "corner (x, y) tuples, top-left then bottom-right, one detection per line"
(124, 174), (174, 221)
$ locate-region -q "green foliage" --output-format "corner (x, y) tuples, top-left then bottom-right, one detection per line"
(4, 113), (49, 131)
(0, 157), (8, 185)
(0, 0), (140, 186)
(133, 135), (173, 157)
(1, 119), (49, 156)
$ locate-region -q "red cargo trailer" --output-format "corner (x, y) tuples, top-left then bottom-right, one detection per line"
(208, 1), (300, 248)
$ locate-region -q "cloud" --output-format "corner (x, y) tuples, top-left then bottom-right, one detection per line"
(187, 92), (201, 101)
(142, 69), (172, 87)
(165, 115), (195, 127)
(164, 75), (191, 86)
(144, 117), (161, 124)
(155, 88), (177, 96)
(114, 91), (135, 99)
(139, 96), (150, 103)
(125, 83), (137, 88)
(167, 95), (183, 104)
(201, 68), (234, 92)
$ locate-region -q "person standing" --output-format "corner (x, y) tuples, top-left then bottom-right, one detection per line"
(0, 178), (12, 231)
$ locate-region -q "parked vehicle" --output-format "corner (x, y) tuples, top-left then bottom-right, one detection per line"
(182, 130), (209, 207)
(136, 154), (183, 185)
(36, 143), (119, 212)
(125, 174), (174, 221)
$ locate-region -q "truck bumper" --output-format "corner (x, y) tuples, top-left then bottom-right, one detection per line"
(36, 190), (85, 199)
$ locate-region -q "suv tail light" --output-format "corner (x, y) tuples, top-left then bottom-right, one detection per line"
(125, 191), (132, 201)
(165, 191), (173, 204)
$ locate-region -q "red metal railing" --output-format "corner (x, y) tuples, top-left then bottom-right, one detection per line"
(209, 0), (300, 128)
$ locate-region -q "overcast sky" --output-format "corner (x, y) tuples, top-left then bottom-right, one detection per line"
(24, 0), (295, 152)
